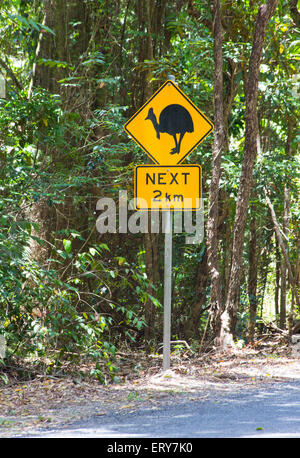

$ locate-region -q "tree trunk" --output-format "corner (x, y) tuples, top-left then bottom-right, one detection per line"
(289, 286), (295, 336)
(290, 253), (300, 335)
(188, 248), (209, 339)
(144, 0), (154, 100)
(207, 0), (224, 337)
(141, 0), (159, 341)
(280, 259), (287, 329)
(33, 0), (73, 95)
(274, 238), (280, 323)
(283, 122), (292, 331)
(219, 0), (278, 349)
(264, 189), (300, 310)
(280, 184), (290, 329)
(247, 203), (258, 342)
(144, 232), (159, 340)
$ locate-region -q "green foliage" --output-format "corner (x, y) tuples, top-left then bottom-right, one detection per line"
(0, 0), (299, 382)
(0, 77), (149, 384)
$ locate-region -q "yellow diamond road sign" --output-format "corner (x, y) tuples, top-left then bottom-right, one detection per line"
(134, 164), (201, 211)
(124, 80), (214, 165)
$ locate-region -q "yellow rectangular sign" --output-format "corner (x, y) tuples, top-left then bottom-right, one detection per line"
(134, 165), (202, 211)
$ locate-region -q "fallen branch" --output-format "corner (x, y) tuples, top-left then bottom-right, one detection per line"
(249, 335), (269, 348)
(263, 320), (288, 335)
(158, 340), (194, 353)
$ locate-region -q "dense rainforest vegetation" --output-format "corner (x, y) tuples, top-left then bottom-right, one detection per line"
(0, 0), (299, 383)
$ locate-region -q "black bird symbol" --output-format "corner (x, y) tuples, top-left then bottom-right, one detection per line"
(145, 104), (194, 154)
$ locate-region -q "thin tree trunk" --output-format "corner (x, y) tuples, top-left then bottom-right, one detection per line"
(280, 170), (290, 329)
(144, 0), (154, 100)
(257, 219), (273, 320)
(264, 189), (300, 310)
(289, 286), (295, 336)
(189, 248), (209, 339)
(219, 0), (278, 349)
(290, 253), (300, 334)
(0, 57), (22, 91)
(280, 259), (287, 329)
(142, 0), (158, 341)
(248, 204), (258, 342)
(274, 238), (280, 323)
(280, 184), (290, 329)
(222, 214), (231, 304)
(283, 123), (292, 332)
(144, 232), (159, 340)
(207, 0), (224, 337)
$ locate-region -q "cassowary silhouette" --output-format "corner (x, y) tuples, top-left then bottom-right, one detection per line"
(145, 104), (194, 154)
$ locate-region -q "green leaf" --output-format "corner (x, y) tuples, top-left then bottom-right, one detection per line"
(39, 23), (55, 35)
(63, 239), (72, 253)
(99, 243), (110, 251)
(116, 256), (126, 266)
(148, 295), (162, 308)
(27, 18), (40, 31)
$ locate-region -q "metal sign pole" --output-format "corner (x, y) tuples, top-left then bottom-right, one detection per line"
(163, 209), (172, 371)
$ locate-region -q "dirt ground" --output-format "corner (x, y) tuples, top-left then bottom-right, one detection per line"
(1, 340), (300, 438)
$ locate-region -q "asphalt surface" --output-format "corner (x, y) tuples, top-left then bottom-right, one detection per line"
(21, 379), (300, 439)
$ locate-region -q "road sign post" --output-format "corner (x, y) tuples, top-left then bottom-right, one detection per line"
(163, 209), (172, 371)
(124, 79), (213, 371)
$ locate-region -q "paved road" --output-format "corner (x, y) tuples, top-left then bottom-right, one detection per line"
(22, 380), (300, 439)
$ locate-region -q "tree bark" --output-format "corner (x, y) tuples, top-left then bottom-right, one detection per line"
(219, 0), (278, 349)
(33, 0), (62, 93)
(207, 0), (224, 337)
